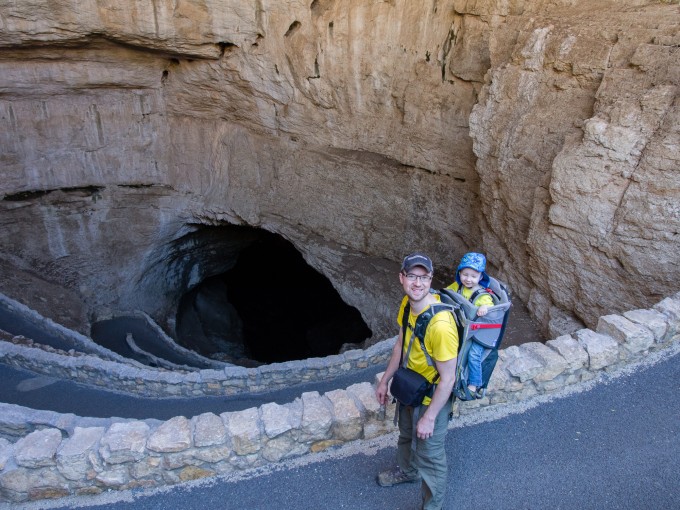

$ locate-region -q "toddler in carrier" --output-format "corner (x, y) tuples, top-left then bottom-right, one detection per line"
(446, 252), (494, 398)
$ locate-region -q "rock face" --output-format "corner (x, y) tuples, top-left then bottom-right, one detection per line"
(0, 0), (678, 342)
(469, 3), (680, 332)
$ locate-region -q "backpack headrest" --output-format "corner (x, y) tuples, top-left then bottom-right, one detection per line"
(486, 276), (510, 304)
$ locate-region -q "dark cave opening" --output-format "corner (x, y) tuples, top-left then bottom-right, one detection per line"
(175, 228), (372, 366)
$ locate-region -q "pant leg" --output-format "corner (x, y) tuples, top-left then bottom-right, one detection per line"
(467, 342), (484, 387)
(413, 399), (451, 510)
(396, 403), (418, 476)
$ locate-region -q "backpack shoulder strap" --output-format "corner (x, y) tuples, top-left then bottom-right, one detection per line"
(469, 287), (500, 306)
(400, 302), (411, 366)
(457, 283), (491, 303)
(412, 302), (455, 370)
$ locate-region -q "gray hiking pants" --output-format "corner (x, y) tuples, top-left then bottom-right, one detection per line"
(397, 398), (452, 510)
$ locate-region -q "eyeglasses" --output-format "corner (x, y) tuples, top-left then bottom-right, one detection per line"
(403, 273), (432, 283)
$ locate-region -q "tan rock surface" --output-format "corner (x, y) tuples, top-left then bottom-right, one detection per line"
(470, 3), (679, 329)
(0, 0), (678, 342)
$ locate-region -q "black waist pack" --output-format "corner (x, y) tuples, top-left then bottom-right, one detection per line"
(391, 367), (432, 407)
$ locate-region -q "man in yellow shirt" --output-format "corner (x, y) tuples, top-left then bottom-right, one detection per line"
(375, 252), (459, 510)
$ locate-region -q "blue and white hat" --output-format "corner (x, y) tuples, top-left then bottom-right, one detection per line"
(456, 252), (490, 286)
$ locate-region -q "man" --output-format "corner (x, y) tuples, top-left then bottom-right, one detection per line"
(375, 252), (459, 510)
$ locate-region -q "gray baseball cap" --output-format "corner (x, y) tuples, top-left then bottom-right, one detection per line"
(400, 252), (433, 273)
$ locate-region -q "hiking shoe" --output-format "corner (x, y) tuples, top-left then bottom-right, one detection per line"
(466, 386), (478, 400)
(377, 466), (421, 487)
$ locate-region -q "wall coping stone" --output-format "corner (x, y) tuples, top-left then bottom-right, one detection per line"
(545, 334), (589, 372)
(146, 416), (192, 453)
(520, 342), (569, 382)
(13, 429), (62, 469)
(597, 314), (655, 353)
(575, 329), (620, 369)
(261, 402), (296, 439)
(623, 309), (669, 343)
(299, 392), (333, 443)
(653, 295), (680, 337)
(99, 422), (151, 465)
(325, 389), (363, 442)
(0, 439), (12, 471)
(56, 426), (105, 481)
(192, 412), (227, 447)
(223, 408), (261, 456)
(501, 344), (544, 382)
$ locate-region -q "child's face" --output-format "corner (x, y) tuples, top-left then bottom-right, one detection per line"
(459, 267), (481, 288)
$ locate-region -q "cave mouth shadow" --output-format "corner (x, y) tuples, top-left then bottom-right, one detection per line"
(175, 228), (372, 366)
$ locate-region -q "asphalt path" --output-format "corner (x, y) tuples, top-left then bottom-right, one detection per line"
(13, 345), (679, 510)
(0, 302), (75, 352)
(0, 363), (383, 420)
(0, 291), (542, 420)
(1, 302), (382, 418)
(0, 300), (214, 369)
(90, 317), (214, 369)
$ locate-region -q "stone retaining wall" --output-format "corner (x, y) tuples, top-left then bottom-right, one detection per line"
(1, 292), (394, 396)
(0, 293), (678, 503)
(0, 338), (392, 398)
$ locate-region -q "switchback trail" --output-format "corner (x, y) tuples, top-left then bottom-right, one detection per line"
(13, 345), (680, 510)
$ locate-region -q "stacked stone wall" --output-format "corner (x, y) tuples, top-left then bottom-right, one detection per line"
(0, 338), (391, 398)
(0, 293), (679, 503)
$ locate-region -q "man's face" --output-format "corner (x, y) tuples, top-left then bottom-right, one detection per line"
(400, 265), (433, 302)
(459, 267), (481, 289)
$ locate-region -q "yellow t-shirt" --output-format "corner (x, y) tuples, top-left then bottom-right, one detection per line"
(445, 282), (495, 307)
(396, 295), (459, 398)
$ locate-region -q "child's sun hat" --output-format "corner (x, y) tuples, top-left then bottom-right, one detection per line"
(456, 252), (490, 287)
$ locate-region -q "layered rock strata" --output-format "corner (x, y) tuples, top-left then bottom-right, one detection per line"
(1, 2), (679, 344)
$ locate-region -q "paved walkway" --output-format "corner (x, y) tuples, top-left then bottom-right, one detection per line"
(10, 345), (679, 510)
(1, 363), (382, 420)
(1, 300), (383, 418)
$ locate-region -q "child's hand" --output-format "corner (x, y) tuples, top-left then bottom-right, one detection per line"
(477, 305), (489, 317)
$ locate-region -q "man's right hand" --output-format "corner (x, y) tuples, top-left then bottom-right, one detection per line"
(375, 380), (389, 405)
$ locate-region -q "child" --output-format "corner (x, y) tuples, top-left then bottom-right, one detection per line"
(446, 252), (495, 398)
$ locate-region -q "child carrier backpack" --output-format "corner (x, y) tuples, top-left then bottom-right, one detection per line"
(401, 277), (512, 403)
(439, 276), (512, 401)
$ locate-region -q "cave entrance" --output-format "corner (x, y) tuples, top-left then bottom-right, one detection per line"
(175, 227), (372, 366)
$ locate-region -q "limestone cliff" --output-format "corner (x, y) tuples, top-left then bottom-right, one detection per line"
(0, 0), (678, 341)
